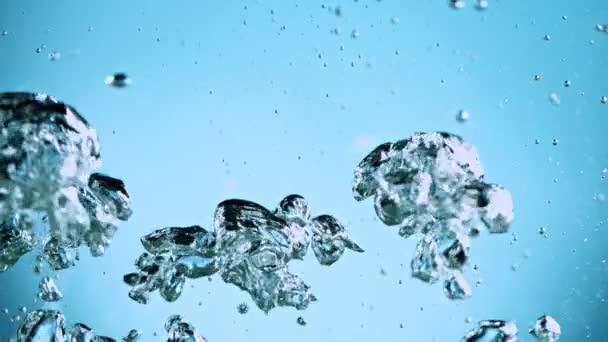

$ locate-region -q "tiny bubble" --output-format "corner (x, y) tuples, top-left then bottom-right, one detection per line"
(564, 80), (571, 87)
(544, 34), (551, 40)
(476, 0), (489, 10)
(297, 316), (307, 326)
(237, 303), (249, 314)
(552, 138), (559, 146)
(456, 110), (470, 123)
(48, 51), (61, 61)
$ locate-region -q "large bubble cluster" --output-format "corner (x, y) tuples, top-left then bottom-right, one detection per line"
(0, 92), (132, 274)
(123, 194), (363, 312)
(17, 309), (115, 341)
(352, 132), (514, 299)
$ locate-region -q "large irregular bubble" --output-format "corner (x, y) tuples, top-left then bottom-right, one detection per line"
(352, 132), (514, 299)
(165, 315), (207, 342)
(461, 319), (518, 341)
(529, 315), (561, 342)
(0, 92), (132, 273)
(124, 194), (363, 312)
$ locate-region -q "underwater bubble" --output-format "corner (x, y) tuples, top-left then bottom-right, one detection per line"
(353, 132), (512, 299)
(549, 93), (561, 106)
(17, 310), (65, 341)
(456, 110), (470, 122)
(105, 73), (131, 88)
(123, 328), (142, 341)
(48, 51), (61, 61)
(534, 74), (543, 81)
(552, 139), (559, 146)
(450, 0), (465, 9)
(0, 92), (132, 273)
(476, 0), (489, 10)
(564, 80), (571, 87)
(544, 34), (551, 40)
(601, 96), (607, 104)
(165, 315), (207, 342)
(391, 16), (400, 24)
(297, 316), (307, 326)
(237, 303), (249, 314)
(530, 315), (561, 342)
(462, 320), (518, 341)
(351, 29), (360, 39)
(125, 195), (361, 312)
(38, 276), (63, 302)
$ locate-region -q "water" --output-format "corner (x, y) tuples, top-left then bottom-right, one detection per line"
(1, 0), (607, 341)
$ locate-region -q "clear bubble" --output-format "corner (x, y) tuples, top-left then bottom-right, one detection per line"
(552, 139), (559, 146)
(601, 96), (607, 104)
(544, 34), (551, 41)
(48, 51), (61, 61)
(549, 93), (560, 106)
(351, 29), (360, 39)
(297, 316), (307, 326)
(477, 0), (489, 10)
(564, 80), (571, 87)
(456, 110), (470, 122)
(534, 74), (543, 81)
(450, 0), (465, 9)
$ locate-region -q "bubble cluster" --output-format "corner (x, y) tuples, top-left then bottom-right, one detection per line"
(462, 319), (518, 341)
(124, 195), (362, 312)
(38, 276), (63, 302)
(17, 309), (114, 341)
(0, 92), (133, 273)
(352, 132), (514, 299)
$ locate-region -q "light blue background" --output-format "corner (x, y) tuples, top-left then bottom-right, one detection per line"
(1, 0), (607, 340)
